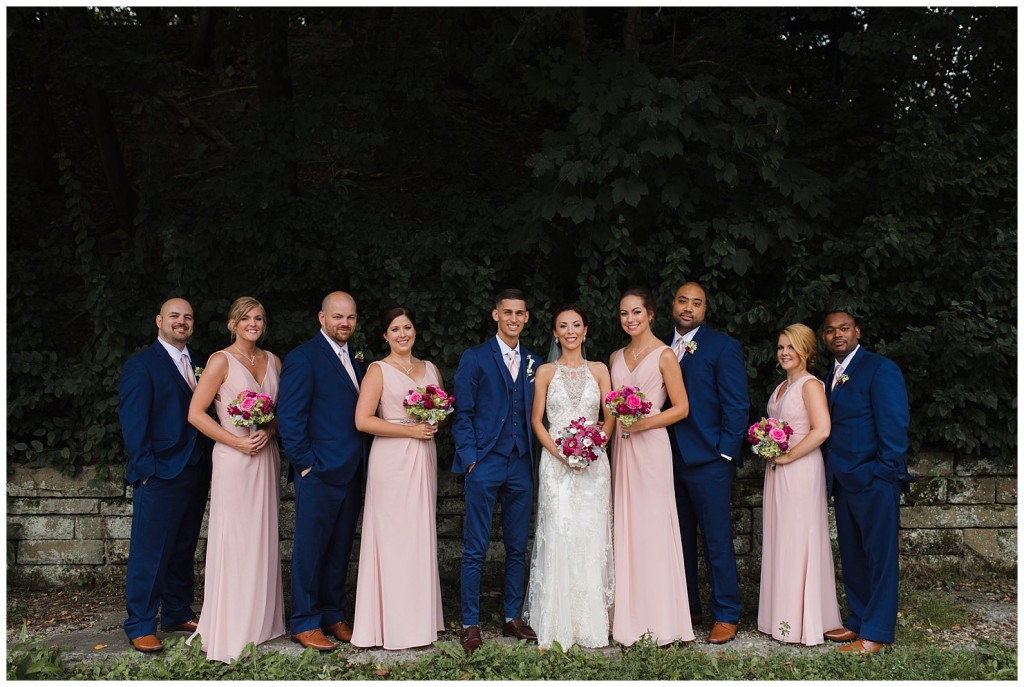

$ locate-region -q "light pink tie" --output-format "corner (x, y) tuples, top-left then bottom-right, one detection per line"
(831, 365), (843, 391)
(339, 350), (359, 389)
(181, 354), (197, 390)
(672, 338), (685, 361)
(508, 351), (519, 381)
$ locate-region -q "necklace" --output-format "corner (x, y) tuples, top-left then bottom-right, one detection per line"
(629, 340), (653, 361)
(391, 357), (414, 375)
(233, 347), (257, 366)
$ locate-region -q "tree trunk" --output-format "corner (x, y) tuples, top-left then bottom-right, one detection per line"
(624, 7), (643, 54)
(189, 7), (217, 70)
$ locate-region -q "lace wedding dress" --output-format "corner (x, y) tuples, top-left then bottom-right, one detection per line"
(523, 363), (614, 650)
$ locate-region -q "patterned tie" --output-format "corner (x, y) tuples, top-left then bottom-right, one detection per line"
(672, 338), (685, 361)
(508, 350), (519, 381)
(339, 350), (359, 389)
(181, 353), (197, 391)
(831, 365), (843, 391)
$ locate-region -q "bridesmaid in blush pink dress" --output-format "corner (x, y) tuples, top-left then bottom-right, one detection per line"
(757, 323), (842, 645)
(186, 297), (285, 663)
(608, 288), (694, 647)
(352, 306), (444, 650)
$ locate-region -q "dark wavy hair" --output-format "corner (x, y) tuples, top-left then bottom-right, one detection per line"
(619, 286), (656, 316)
(380, 306), (417, 336)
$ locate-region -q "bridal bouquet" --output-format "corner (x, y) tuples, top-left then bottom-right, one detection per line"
(227, 390), (276, 431)
(604, 385), (653, 438)
(553, 417), (609, 469)
(747, 417), (794, 469)
(403, 384), (455, 425)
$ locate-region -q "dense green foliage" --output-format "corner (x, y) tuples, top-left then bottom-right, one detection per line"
(7, 7), (1016, 474)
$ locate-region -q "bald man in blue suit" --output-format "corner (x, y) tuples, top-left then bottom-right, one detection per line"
(821, 310), (912, 655)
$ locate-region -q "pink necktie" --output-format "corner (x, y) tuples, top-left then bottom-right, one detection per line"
(181, 354), (197, 390)
(508, 351), (519, 381)
(831, 366), (843, 391)
(672, 338), (685, 361)
(339, 350), (359, 389)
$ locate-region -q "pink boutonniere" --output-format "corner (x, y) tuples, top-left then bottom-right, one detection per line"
(684, 340), (698, 355)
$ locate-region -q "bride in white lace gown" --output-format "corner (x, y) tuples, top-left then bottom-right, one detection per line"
(523, 306), (615, 650)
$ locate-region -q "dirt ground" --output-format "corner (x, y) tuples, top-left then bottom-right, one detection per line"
(6, 577), (1016, 667)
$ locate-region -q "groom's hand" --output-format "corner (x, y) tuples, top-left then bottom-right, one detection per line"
(467, 462), (476, 474)
(301, 466), (312, 477)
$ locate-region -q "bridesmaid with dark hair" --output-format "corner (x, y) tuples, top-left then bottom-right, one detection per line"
(351, 306), (445, 650)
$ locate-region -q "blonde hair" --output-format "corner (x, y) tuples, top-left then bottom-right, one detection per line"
(780, 323), (817, 370)
(227, 296), (266, 340)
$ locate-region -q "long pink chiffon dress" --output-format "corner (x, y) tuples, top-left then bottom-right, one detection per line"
(757, 374), (842, 645)
(610, 346), (694, 646)
(351, 361), (444, 649)
(187, 351), (285, 663)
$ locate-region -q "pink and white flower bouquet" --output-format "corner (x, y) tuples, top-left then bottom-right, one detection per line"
(403, 384), (455, 425)
(553, 416), (609, 469)
(747, 417), (794, 469)
(604, 385), (654, 439)
(227, 390), (276, 432)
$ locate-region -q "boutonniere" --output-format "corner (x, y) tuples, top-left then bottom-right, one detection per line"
(526, 356), (536, 378)
(194, 366), (204, 381)
(837, 373), (849, 386)
(354, 351), (365, 363)
(684, 340), (698, 355)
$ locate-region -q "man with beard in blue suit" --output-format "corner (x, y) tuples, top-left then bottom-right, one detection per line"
(665, 282), (749, 645)
(820, 310), (911, 655)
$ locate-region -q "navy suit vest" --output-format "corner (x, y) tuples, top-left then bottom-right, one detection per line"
(491, 379), (529, 457)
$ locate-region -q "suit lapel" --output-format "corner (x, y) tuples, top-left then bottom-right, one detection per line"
(680, 326), (706, 371)
(152, 341), (194, 395)
(317, 334), (359, 395)
(827, 349), (864, 408)
(490, 340), (513, 391)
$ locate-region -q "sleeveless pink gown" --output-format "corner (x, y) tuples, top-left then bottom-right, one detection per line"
(757, 374), (842, 645)
(187, 351), (285, 663)
(351, 362), (444, 649)
(610, 347), (694, 646)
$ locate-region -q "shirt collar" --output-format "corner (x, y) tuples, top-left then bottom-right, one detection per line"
(156, 337), (191, 363)
(320, 329), (347, 358)
(495, 335), (520, 359)
(835, 344), (862, 372)
(672, 326), (700, 346)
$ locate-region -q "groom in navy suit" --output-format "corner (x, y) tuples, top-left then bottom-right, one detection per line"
(452, 288), (541, 653)
(118, 297), (211, 653)
(821, 310), (911, 655)
(664, 282), (749, 645)
(278, 291), (369, 651)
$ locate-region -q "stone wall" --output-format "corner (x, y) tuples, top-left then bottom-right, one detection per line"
(6, 452), (1016, 590)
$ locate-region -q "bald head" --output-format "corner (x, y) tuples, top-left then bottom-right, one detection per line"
(319, 291), (358, 346)
(156, 298), (194, 350)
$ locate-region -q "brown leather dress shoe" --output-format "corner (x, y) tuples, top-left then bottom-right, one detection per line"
(160, 615), (200, 632)
(502, 618), (538, 642)
(129, 634), (164, 653)
(291, 629), (337, 651)
(839, 638), (891, 655)
(823, 627), (859, 642)
(460, 625), (482, 653)
(323, 620), (353, 643)
(707, 622), (738, 644)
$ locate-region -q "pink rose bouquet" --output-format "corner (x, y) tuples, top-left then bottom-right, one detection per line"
(553, 416), (609, 469)
(227, 389), (276, 432)
(604, 385), (653, 439)
(403, 384), (455, 425)
(747, 417), (794, 469)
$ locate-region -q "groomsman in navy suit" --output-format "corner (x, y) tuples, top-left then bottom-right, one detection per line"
(278, 291), (369, 651)
(452, 288), (541, 653)
(118, 298), (211, 653)
(665, 282), (749, 645)
(820, 310), (911, 655)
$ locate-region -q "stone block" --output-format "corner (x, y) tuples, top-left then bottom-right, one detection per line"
(7, 564), (104, 591)
(907, 452), (954, 477)
(733, 534), (751, 556)
(946, 477), (996, 505)
(198, 510), (210, 538)
(17, 540), (105, 565)
(899, 528), (963, 555)
(100, 499), (135, 515)
(955, 457), (1016, 477)
(278, 499), (296, 538)
(963, 529), (1017, 567)
(438, 496), (465, 516)
(438, 471), (464, 498)
(732, 507), (752, 534)
(437, 514), (462, 538)
(7, 498), (100, 515)
(103, 516), (134, 540)
(903, 477), (947, 505)
(996, 478), (1017, 504)
(7, 466), (125, 498)
(75, 517), (105, 540)
(105, 539), (131, 565)
(280, 539), (293, 562)
(750, 507), (763, 554)
(6, 515), (75, 540)
(899, 504), (1016, 529)
(733, 478), (764, 507)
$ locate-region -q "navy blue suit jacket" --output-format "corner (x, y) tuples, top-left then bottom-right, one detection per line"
(118, 341), (211, 486)
(451, 338), (540, 475)
(824, 348), (912, 494)
(277, 334), (369, 486)
(665, 326), (750, 469)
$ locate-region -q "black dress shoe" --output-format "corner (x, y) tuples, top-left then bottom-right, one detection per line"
(460, 625), (482, 653)
(502, 618), (538, 642)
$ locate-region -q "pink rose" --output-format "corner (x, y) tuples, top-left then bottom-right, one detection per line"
(768, 427), (787, 443)
(626, 394), (642, 410)
(408, 392), (423, 405)
(240, 396), (256, 411)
